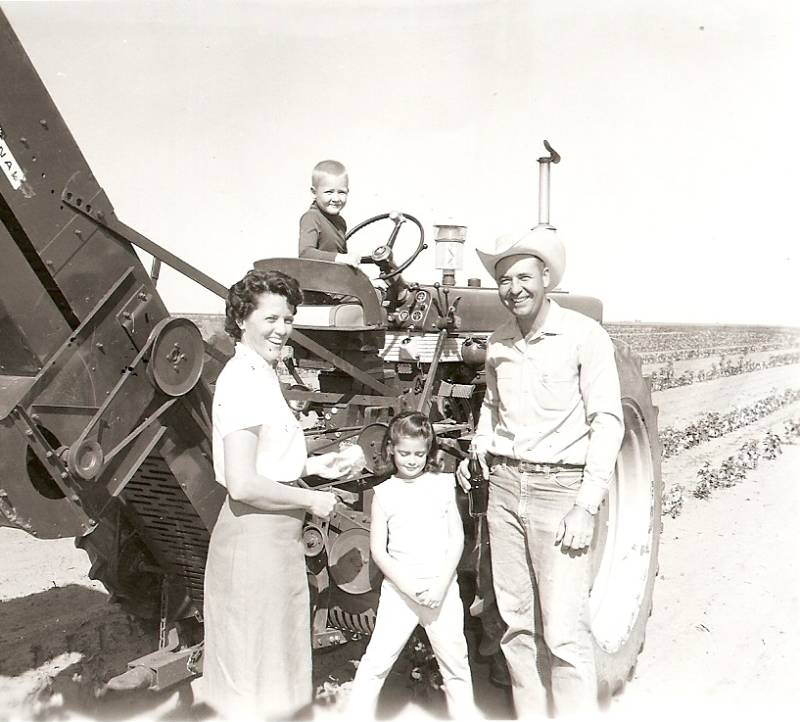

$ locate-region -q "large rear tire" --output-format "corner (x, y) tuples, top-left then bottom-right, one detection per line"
(591, 339), (663, 701)
(74, 502), (162, 619)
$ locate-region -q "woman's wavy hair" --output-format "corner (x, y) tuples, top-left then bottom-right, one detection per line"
(378, 411), (441, 476)
(224, 269), (304, 342)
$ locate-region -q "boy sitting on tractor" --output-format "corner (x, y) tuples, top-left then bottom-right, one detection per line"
(298, 159), (360, 266)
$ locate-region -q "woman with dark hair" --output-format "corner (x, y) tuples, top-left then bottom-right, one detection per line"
(203, 268), (355, 719)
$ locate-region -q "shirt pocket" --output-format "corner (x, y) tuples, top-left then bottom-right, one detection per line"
(533, 370), (575, 411)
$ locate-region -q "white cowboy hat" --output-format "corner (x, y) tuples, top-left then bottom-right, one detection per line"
(476, 226), (566, 290)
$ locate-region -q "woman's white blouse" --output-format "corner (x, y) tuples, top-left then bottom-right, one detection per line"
(212, 342), (307, 486)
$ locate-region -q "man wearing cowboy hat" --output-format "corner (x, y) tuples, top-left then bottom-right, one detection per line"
(457, 227), (624, 717)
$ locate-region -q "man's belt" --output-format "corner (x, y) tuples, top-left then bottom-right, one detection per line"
(488, 454), (585, 474)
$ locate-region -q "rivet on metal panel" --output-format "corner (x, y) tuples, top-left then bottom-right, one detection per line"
(39, 119), (49, 129)
(20, 137), (29, 147)
(74, 229), (83, 239)
(31, 414), (40, 423)
(46, 260), (54, 268)
(95, 210), (105, 221)
(45, 451), (53, 458)
(138, 292), (148, 302)
(96, 342), (104, 351)
(61, 471), (69, 479)
(25, 429), (34, 437)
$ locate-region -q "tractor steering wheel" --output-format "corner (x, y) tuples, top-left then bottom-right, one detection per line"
(345, 212), (426, 280)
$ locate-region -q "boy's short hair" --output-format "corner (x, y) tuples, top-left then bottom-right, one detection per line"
(312, 159), (348, 188)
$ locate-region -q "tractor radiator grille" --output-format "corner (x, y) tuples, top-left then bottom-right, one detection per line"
(122, 456), (210, 608)
(381, 332), (466, 363)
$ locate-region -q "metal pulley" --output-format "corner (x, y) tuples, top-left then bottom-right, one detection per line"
(357, 422), (390, 473)
(145, 317), (205, 397)
(65, 439), (104, 480)
(303, 523), (327, 557)
(328, 528), (381, 595)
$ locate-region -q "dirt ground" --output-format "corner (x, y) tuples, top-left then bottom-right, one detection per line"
(612, 443), (800, 721)
(2, 397), (799, 720)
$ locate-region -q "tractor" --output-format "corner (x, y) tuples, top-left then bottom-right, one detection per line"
(0, 9), (661, 702)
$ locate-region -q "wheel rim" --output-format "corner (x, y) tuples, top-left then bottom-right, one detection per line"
(590, 399), (656, 654)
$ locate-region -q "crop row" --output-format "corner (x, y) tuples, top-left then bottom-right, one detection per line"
(636, 343), (798, 365)
(659, 388), (800, 459)
(661, 419), (799, 517)
(648, 352), (800, 392)
(693, 419), (800, 500)
(607, 327), (800, 355)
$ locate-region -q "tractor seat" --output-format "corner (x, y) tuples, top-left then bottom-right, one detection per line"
(294, 303), (370, 329)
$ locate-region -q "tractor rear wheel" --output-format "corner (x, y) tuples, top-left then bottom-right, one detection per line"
(591, 339), (663, 701)
(74, 502), (162, 620)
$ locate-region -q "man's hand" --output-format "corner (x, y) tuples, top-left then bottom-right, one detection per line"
(455, 451), (489, 492)
(555, 505), (596, 552)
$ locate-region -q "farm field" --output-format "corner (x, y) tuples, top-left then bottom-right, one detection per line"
(641, 347), (800, 377)
(651, 364), (800, 429)
(1, 322), (799, 720)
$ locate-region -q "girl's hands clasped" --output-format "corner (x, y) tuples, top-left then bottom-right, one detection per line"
(415, 581), (448, 609)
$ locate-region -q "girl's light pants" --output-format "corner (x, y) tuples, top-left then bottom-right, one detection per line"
(347, 577), (478, 718)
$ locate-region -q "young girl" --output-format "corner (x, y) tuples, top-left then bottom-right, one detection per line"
(347, 412), (478, 719)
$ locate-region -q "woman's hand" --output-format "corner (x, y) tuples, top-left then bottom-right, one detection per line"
(307, 452), (347, 479)
(306, 447), (366, 480)
(308, 490), (337, 519)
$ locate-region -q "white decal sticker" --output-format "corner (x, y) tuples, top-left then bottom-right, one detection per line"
(0, 131), (26, 190)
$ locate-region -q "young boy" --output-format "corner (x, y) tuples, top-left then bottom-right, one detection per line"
(298, 160), (360, 266)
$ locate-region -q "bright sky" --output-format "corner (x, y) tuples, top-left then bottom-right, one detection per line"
(4, 0), (799, 326)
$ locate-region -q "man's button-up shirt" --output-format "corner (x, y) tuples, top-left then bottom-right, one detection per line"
(474, 299), (624, 512)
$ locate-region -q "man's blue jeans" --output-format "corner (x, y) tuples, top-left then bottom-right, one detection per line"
(486, 461), (597, 717)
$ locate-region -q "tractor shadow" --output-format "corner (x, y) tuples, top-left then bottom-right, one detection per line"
(0, 584), (177, 720)
(0, 580), (512, 720)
